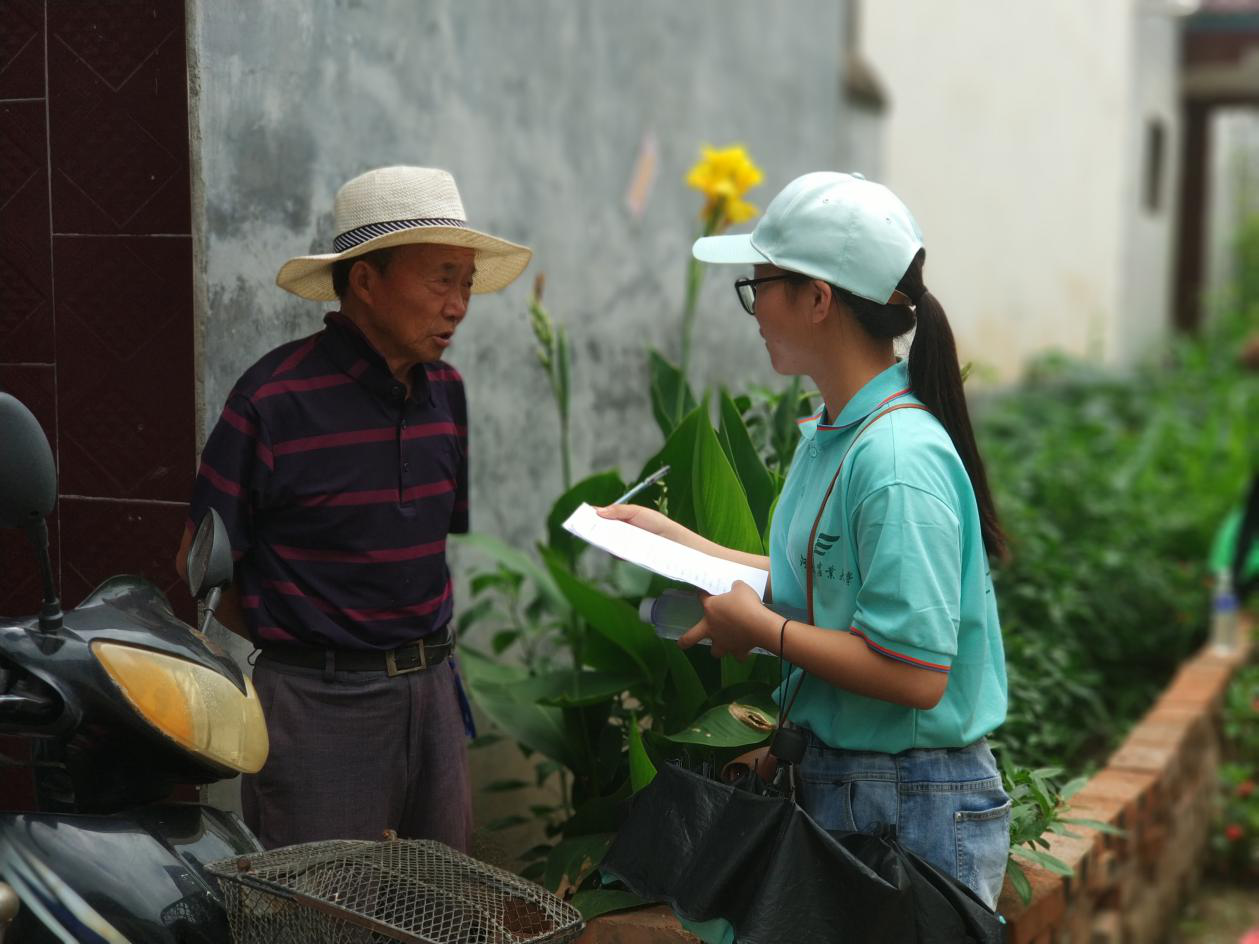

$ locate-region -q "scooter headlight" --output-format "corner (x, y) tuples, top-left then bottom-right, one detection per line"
(91, 642), (269, 774)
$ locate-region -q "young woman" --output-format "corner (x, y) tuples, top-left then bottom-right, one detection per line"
(600, 171), (1011, 909)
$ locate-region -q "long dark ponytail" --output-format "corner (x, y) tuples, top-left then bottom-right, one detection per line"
(831, 250), (1006, 560)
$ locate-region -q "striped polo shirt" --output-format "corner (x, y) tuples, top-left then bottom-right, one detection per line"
(186, 312), (469, 651)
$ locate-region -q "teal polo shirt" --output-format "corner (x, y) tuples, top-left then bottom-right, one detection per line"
(769, 360), (1007, 752)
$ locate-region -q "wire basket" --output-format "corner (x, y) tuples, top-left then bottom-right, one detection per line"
(206, 838), (585, 944)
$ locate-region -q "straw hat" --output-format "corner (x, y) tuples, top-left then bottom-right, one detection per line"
(276, 166), (532, 300)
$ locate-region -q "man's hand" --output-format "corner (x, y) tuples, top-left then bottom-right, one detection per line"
(677, 580), (775, 661)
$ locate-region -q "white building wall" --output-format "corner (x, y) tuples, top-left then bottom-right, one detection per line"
(865, 0), (1180, 380)
(1117, 2), (1184, 363)
(1205, 107), (1259, 319)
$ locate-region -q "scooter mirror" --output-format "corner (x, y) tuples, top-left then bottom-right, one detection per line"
(187, 508), (233, 599)
(0, 393), (56, 529)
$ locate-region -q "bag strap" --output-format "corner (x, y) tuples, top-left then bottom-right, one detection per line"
(804, 403), (930, 624)
(781, 402), (930, 725)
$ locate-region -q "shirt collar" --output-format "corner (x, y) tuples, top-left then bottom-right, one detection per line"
(322, 311), (430, 404)
(797, 360), (913, 442)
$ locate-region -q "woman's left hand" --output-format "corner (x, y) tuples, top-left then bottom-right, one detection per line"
(678, 580), (774, 660)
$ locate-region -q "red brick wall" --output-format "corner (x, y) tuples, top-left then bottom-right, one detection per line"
(998, 638), (1250, 944)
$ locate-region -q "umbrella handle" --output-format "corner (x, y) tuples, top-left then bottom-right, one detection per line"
(721, 746), (778, 784)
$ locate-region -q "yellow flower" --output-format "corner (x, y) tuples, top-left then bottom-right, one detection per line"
(686, 145), (763, 230)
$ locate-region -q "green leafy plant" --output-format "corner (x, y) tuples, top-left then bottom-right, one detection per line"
(527, 274), (573, 491)
(1223, 662), (1259, 757)
(1001, 759), (1123, 904)
(677, 144), (764, 398)
(1210, 663), (1259, 880)
(456, 355), (795, 915)
(983, 319), (1259, 772)
(1211, 761), (1259, 880)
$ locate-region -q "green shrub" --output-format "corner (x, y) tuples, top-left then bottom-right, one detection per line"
(985, 320), (1259, 772)
(1210, 664), (1259, 880)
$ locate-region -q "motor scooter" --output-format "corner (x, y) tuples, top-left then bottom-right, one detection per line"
(0, 391), (268, 943)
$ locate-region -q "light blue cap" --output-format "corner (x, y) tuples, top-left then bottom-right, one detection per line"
(692, 171), (924, 304)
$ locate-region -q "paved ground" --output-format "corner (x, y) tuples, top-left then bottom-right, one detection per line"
(1173, 882), (1259, 943)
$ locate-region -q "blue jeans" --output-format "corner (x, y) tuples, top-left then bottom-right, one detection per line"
(797, 734), (1011, 910)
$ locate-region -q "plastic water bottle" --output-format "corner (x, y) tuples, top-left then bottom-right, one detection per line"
(1210, 568), (1239, 653)
(638, 589), (806, 657)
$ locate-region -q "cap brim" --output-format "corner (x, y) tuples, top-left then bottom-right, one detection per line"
(691, 233), (770, 266)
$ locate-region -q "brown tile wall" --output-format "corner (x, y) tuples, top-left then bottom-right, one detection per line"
(0, 0), (195, 809)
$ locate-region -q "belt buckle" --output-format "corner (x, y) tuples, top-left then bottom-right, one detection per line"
(385, 641), (428, 677)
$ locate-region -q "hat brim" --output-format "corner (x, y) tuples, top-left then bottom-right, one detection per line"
(691, 233), (770, 266)
(276, 225), (533, 301)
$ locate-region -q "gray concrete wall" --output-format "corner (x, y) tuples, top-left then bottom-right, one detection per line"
(188, 0), (856, 554)
(864, 0), (1136, 379)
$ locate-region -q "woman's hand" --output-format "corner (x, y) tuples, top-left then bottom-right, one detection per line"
(678, 580), (775, 660)
(596, 503), (679, 541)
(598, 504), (770, 573)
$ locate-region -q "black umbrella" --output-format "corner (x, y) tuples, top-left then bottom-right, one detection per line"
(601, 761), (1005, 944)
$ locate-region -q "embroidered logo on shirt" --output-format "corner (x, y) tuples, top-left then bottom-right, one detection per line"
(799, 550), (855, 585)
(813, 531), (841, 557)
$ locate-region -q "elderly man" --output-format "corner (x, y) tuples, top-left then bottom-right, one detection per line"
(175, 166), (530, 850)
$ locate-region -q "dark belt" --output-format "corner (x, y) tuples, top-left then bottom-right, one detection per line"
(259, 628), (454, 677)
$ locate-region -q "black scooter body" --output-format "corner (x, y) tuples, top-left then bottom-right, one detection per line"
(2, 802), (261, 944)
(0, 576), (264, 942)
(0, 389), (265, 941)
(0, 576), (248, 814)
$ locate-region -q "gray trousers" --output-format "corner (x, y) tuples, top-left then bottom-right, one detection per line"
(242, 655), (471, 851)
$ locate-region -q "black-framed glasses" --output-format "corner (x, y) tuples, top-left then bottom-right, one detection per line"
(734, 274), (797, 316)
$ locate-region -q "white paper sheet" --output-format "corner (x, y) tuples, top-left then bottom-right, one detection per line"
(561, 503), (769, 598)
